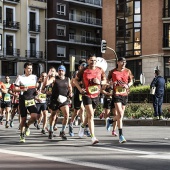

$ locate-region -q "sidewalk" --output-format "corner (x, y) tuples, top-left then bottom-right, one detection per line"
(57, 117), (170, 126)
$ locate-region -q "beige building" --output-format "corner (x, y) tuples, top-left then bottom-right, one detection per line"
(0, 0), (47, 81)
(103, 0), (170, 85)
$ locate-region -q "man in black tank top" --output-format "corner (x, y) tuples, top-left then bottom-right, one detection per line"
(48, 65), (73, 140)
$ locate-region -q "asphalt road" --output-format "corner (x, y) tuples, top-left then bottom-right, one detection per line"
(0, 119), (170, 170)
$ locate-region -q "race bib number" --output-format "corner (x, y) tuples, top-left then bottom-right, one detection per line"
(25, 99), (35, 107)
(79, 94), (82, 101)
(4, 94), (10, 102)
(88, 85), (99, 94)
(57, 95), (67, 103)
(115, 86), (126, 94)
(38, 94), (46, 100)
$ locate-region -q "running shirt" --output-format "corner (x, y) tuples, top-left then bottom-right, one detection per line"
(15, 74), (37, 100)
(2, 83), (11, 102)
(51, 76), (69, 102)
(9, 83), (20, 104)
(108, 68), (133, 96)
(77, 67), (106, 98)
(36, 81), (47, 104)
(0, 82), (6, 99)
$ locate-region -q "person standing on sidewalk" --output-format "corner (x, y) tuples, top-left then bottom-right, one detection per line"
(73, 54), (106, 145)
(107, 57), (133, 143)
(150, 69), (165, 120)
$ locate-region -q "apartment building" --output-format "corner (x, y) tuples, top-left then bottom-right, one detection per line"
(103, 0), (170, 84)
(47, 0), (102, 75)
(0, 0), (47, 80)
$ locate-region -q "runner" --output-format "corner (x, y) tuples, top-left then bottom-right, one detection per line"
(8, 82), (20, 128)
(47, 65), (73, 140)
(35, 72), (48, 134)
(107, 57), (133, 143)
(14, 62), (38, 143)
(73, 54), (106, 145)
(1, 76), (12, 128)
(69, 60), (90, 137)
(0, 81), (7, 124)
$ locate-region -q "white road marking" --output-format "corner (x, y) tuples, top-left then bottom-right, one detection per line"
(0, 149), (131, 170)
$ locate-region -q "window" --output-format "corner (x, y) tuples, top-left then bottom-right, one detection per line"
(57, 3), (66, 15)
(163, 23), (170, 47)
(57, 25), (66, 36)
(0, 34), (2, 51)
(57, 46), (66, 57)
(2, 61), (17, 76)
(0, 7), (2, 23)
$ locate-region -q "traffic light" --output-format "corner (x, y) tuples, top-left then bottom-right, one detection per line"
(101, 40), (107, 53)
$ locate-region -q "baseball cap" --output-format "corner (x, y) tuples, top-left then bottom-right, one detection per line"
(118, 57), (126, 62)
(58, 65), (66, 72)
(80, 62), (87, 67)
(79, 59), (86, 65)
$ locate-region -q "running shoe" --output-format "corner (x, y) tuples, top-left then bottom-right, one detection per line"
(106, 118), (111, 131)
(25, 126), (30, 136)
(59, 131), (67, 140)
(74, 116), (79, 126)
(153, 116), (159, 120)
(119, 135), (126, 143)
(84, 128), (91, 137)
(53, 126), (58, 131)
(41, 129), (46, 134)
(48, 131), (53, 139)
(91, 137), (99, 145)
(112, 130), (118, 137)
(69, 124), (74, 137)
(20, 134), (25, 143)
(78, 125), (84, 138)
(5, 124), (9, 128)
(10, 121), (14, 128)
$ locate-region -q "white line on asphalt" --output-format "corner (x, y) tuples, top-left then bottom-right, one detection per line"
(139, 154), (170, 160)
(0, 149), (131, 170)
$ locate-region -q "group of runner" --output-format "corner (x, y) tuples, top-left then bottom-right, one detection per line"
(0, 54), (133, 145)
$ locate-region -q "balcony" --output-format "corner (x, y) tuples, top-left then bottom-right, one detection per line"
(3, 0), (20, 4)
(25, 50), (43, 59)
(28, 24), (41, 33)
(28, 0), (47, 10)
(69, 14), (102, 26)
(3, 48), (20, 57)
(69, 34), (101, 45)
(65, 0), (102, 7)
(3, 20), (20, 31)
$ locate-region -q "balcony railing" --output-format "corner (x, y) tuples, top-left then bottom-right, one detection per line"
(4, 0), (20, 4)
(28, 24), (41, 33)
(69, 14), (102, 26)
(3, 48), (20, 57)
(69, 34), (101, 45)
(163, 8), (170, 18)
(28, 0), (47, 9)
(3, 20), (20, 30)
(69, 0), (102, 7)
(25, 50), (43, 58)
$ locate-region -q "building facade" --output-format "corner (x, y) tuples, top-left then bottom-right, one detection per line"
(47, 0), (102, 75)
(0, 0), (47, 81)
(103, 0), (170, 85)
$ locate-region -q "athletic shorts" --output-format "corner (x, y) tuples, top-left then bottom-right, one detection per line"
(36, 103), (48, 114)
(12, 103), (19, 109)
(19, 97), (37, 118)
(82, 95), (99, 109)
(103, 98), (112, 109)
(49, 98), (70, 111)
(1, 101), (11, 108)
(113, 95), (128, 106)
(74, 93), (82, 110)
